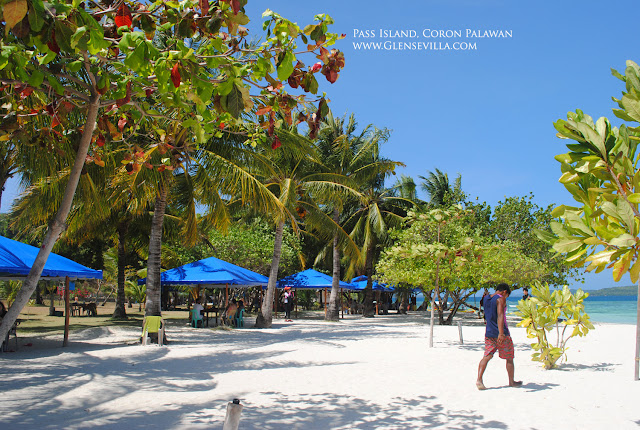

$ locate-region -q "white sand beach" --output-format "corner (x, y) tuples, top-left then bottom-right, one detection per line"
(1, 313), (639, 429)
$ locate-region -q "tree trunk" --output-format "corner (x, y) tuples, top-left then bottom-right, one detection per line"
(0, 95), (100, 344)
(326, 209), (341, 321)
(363, 241), (376, 318)
(35, 283), (43, 305)
(144, 183), (168, 317)
(112, 222), (128, 319)
(429, 256), (441, 347)
(49, 287), (55, 316)
(635, 277), (640, 380)
(255, 220), (284, 328)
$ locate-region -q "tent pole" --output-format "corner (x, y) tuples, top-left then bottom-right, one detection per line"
(225, 284), (229, 308)
(275, 288), (278, 319)
(324, 288), (327, 318)
(295, 288), (298, 319)
(340, 288), (343, 319)
(63, 276), (70, 347)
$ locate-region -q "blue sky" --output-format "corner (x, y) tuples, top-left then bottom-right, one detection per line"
(3, 0), (638, 290)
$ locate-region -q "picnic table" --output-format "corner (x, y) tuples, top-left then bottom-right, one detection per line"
(203, 306), (219, 327)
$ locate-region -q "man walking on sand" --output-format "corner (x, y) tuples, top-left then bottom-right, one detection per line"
(476, 283), (522, 390)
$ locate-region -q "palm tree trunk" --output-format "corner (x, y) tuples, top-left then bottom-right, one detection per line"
(363, 241), (376, 318)
(326, 208), (341, 321)
(144, 183), (168, 317)
(112, 222), (128, 319)
(0, 95), (100, 345)
(255, 220), (284, 328)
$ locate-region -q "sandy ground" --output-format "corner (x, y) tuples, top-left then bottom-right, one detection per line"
(1, 312), (639, 430)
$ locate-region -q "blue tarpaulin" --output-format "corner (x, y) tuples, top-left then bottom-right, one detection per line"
(138, 256), (268, 288)
(350, 275), (395, 292)
(0, 235), (103, 281)
(277, 269), (355, 290)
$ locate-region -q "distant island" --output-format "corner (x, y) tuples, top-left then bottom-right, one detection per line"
(583, 285), (638, 297)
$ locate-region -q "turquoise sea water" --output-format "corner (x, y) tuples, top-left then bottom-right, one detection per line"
(416, 294), (638, 325)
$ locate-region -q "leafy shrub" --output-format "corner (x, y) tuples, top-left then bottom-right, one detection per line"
(516, 282), (594, 369)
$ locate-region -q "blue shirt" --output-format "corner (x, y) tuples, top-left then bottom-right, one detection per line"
(485, 294), (510, 338)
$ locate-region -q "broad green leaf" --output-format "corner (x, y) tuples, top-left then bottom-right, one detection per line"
(28, 0), (45, 32)
(277, 50), (295, 81)
(626, 193), (640, 203)
(46, 75), (64, 95)
(28, 69), (44, 87)
(620, 91), (640, 123)
(553, 237), (584, 254)
(223, 84), (243, 118)
(609, 233), (635, 248)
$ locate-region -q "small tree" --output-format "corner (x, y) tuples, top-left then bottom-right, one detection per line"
(516, 282), (594, 369)
(542, 60), (640, 379)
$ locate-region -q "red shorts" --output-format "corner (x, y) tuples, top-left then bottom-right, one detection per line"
(484, 336), (514, 360)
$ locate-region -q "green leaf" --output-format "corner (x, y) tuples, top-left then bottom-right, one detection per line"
(70, 26), (88, 50)
(553, 237), (584, 254)
(46, 75), (64, 95)
(277, 50), (295, 81)
(620, 91), (640, 123)
(28, 69), (44, 87)
(627, 193), (640, 203)
(28, 0), (45, 32)
(609, 233), (635, 248)
(223, 84), (243, 118)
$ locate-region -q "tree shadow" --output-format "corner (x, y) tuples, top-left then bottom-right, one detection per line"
(555, 362), (619, 372)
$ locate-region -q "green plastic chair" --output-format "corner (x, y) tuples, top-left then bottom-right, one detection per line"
(191, 309), (204, 328)
(234, 308), (244, 328)
(142, 316), (165, 346)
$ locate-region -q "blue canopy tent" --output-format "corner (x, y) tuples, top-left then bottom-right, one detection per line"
(137, 256), (268, 288)
(138, 257), (269, 325)
(277, 269), (355, 319)
(0, 235), (103, 281)
(349, 275), (395, 292)
(0, 235), (102, 349)
(277, 269), (355, 289)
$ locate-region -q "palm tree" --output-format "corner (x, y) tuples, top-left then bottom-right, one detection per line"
(345, 185), (411, 317)
(419, 168), (464, 207)
(314, 112), (400, 320)
(252, 128), (359, 328)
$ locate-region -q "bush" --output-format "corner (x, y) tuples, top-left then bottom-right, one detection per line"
(516, 282), (594, 369)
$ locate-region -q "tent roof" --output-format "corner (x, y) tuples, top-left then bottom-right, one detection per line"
(138, 256), (268, 288)
(350, 275), (395, 292)
(277, 269), (355, 289)
(0, 235), (102, 281)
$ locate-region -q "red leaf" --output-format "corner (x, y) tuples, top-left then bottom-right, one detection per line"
(44, 103), (54, 116)
(116, 81), (132, 107)
(145, 88), (154, 97)
(51, 116), (61, 128)
(255, 106), (272, 116)
(271, 135), (281, 150)
(96, 133), (105, 147)
(227, 0), (240, 14)
(47, 30), (60, 54)
(19, 87), (33, 99)
(310, 62), (322, 73)
(118, 118), (127, 131)
(171, 63), (181, 88)
(200, 0), (209, 16)
(115, 3), (133, 29)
